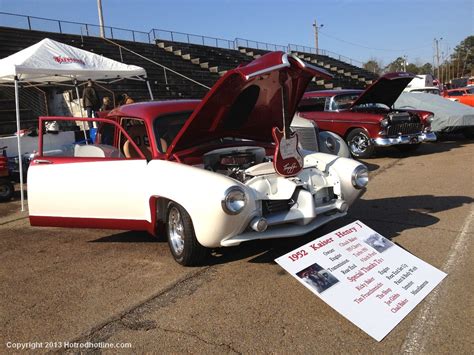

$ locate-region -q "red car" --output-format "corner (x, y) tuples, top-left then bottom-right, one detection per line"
(0, 146), (14, 202)
(297, 72), (436, 158)
(443, 87), (474, 107)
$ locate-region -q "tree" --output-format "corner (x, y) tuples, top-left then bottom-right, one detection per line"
(363, 58), (383, 75)
(418, 63), (433, 75)
(450, 36), (473, 77)
(406, 63), (419, 74)
(385, 57), (406, 72)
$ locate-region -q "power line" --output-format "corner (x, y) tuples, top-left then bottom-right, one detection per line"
(318, 30), (432, 52)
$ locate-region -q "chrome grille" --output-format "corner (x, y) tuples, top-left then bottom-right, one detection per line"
(262, 199), (294, 215)
(387, 122), (422, 136)
(292, 126), (319, 152)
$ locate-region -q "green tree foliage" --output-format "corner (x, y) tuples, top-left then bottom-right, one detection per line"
(406, 63), (419, 74)
(418, 63), (433, 75)
(449, 36), (473, 77)
(386, 57), (406, 72)
(363, 58), (383, 75)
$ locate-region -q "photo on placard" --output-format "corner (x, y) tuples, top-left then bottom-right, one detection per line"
(363, 233), (394, 253)
(296, 262), (339, 294)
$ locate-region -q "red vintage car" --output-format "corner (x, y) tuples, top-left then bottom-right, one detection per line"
(297, 72), (436, 158)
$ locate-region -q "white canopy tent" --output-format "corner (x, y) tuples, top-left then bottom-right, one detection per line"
(0, 38), (153, 211)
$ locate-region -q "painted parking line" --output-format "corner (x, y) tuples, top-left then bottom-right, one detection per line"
(401, 206), (474, 353)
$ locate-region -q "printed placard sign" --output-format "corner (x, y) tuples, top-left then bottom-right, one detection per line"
(275, 221), (447, 341)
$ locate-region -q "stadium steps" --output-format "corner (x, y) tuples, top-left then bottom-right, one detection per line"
(156, 40), (252, 77)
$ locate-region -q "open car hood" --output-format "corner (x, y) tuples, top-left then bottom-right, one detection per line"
(167, 51), (332, 156)
(351, 72), (416, 108)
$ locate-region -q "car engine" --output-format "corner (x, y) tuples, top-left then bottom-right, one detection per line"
(203, 146), (267, 182)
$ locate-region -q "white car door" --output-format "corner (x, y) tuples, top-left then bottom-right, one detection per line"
(28, 118), (152, 229)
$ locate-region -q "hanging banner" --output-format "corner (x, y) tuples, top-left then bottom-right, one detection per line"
(275, 221), (447, 341)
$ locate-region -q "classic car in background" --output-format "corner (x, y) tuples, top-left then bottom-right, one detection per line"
(28, 52), (368, 266)
(403, 74), (441, 95)
(443, 87), (474, 107)
(395, 92), (474, 138)
(297, 72), (436, 158)
(0, 146), (14, 202)
(291, 115), (351, 158)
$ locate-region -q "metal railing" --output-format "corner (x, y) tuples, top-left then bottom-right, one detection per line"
(235, 38), (287, 52)
(0, 12), (153, 44)
(150, 29), (234, 49)
(288, 44), (364, 67)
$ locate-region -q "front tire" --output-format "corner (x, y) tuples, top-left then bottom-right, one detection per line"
(346, 129), (375, 159)
(0, 179), (14, 202)
(166, 202), (208, 266)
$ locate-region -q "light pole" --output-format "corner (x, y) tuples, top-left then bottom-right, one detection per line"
(313, 20), (324, 55)
(97, 0), (105, 38)
(434, 37), (443, 80)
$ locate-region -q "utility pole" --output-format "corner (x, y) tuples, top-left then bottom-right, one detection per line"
(97, 0), (105, 38)
(434, 37), (443, 80)
(313, 19), (323, 55)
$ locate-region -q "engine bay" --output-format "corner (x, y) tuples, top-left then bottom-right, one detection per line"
(203, 146), (268, 182)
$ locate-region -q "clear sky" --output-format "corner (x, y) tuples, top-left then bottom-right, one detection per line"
(1, 0), (472, 67)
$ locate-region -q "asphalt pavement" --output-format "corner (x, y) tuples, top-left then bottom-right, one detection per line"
(0, 138), (473, 354)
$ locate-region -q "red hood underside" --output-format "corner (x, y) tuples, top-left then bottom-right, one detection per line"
(167, 51), (332, 156)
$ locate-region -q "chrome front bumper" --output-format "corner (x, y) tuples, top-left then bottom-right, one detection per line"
(373, 132), (437, 146)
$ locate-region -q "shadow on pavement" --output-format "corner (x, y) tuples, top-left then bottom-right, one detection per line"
(210, 194), (473, 265)
(85, 194), (472, 266)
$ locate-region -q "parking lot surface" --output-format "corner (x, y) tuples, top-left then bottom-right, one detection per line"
(1, 138), (473, 354)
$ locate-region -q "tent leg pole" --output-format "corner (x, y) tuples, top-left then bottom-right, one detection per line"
(146, 79), (154, 100)
(75, 84), (88, 143)
(14, 78), (25, 212)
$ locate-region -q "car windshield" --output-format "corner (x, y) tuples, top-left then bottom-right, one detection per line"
(465, 87), (474, 94)
(331, 94), (360, 110)
(153, 111), (193, 153)
(412, 88), (440, 95)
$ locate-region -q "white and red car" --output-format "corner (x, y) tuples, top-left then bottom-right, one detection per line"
(28, 52), (368, 265)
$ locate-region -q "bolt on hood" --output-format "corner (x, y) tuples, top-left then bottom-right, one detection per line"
(167, 51), (333, 156)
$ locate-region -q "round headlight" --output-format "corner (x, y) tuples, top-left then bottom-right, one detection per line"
(221, 187), (247, 215)
(325, 136), (336, 152)
(426, 114), (434, 124)
(351, 165), (369, 189)
(380, 118), (389, 128)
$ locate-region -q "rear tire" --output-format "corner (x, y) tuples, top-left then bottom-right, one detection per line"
(395, 144), (421, 153)
(166, 202), (208, 266)
(346, 129), (375, 158)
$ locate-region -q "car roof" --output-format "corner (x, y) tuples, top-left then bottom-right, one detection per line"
(303, 89), (363, 98)
(107, 100), (201, 124)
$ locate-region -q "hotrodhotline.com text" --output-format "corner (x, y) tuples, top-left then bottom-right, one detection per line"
(5, 341), (132, 350)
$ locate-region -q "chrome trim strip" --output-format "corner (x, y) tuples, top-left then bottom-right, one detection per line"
(291, 54), (334, 78)
(246, 53), (290, 79)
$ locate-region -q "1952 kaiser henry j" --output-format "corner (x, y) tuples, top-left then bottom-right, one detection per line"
(28, 52), (369, 265)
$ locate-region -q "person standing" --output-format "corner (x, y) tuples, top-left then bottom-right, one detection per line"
(82, 79), (100, 118)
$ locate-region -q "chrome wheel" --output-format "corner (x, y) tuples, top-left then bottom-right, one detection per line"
(350, 134), (370, 154)
(167, 206), (185, 256)
(346, 129), (375, 158)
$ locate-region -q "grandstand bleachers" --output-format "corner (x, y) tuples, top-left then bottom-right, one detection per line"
(0, 21), (379, 135)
